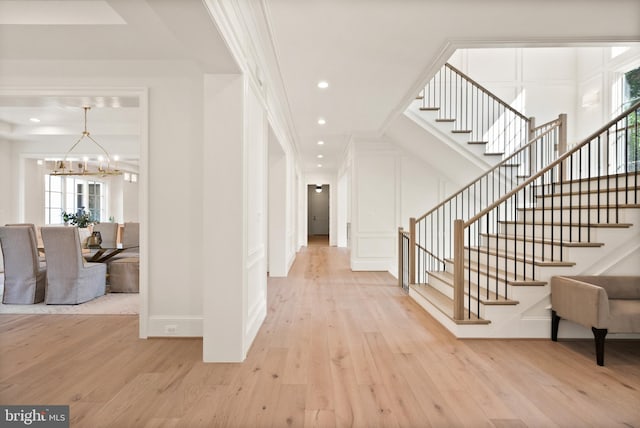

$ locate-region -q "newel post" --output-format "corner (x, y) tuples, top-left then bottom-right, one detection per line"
(409, 218), (416, 285)
(453, 219), (465, 321)
(558, 113), (568, 156)
(558, 113), (568, 181)
(528, 116), (536, 178)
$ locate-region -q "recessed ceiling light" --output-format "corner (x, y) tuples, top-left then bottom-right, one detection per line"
(317, 140), (324, 145)
(317, 118), (326, 125)
(317, 81), (329, 89)
(317, 154), (324, 159)
(29, 117), (40, 123)
(317, 164), (323, 168)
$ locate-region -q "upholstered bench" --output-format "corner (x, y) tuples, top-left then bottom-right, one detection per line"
(108, 257), (139, 293)
(551, 275), (640, 366)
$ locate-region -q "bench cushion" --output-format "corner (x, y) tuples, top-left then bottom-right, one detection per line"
(608, 300), (640, 333)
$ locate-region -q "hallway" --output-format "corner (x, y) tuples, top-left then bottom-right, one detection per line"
(1, 245), (639, 426)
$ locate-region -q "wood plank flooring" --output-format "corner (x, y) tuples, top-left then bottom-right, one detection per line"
(1, 243), (640, 427)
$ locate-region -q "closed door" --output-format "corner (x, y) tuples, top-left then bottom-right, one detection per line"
(308, 184), (329, 235)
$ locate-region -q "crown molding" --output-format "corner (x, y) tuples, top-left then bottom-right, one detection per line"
(203, 0), (301, 165)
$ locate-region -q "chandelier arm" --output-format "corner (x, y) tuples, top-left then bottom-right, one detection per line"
(86, 135), (115, 165)
(62, 135), (87, 161)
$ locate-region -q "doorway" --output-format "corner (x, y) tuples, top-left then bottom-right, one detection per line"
(307, 184), (329, 245)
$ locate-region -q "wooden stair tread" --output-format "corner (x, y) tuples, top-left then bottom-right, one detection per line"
(517, 204), (640, 211)
(533, 172), (639, 189)
(466, 246), (575, 267)
(484, 152), (504, 156)
(498, 220), (633, 228)
(410, 284), (491, 325)
(435, 118), (456, 122)
(535, 185), (639, 198)
(428, 271), (519, 305)
(452, 130), (472, 134)
(419, 107), (440, 111)
(444, 258), (547, 286)
(480, 232), (604, 247)
(467, 141), (489, 145)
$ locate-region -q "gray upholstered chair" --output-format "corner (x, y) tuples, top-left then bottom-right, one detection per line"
(121, 222), (139, 258)
(122, 222), (139, 248)
(92, 223), (118, 248)
(41, 226), (106, 304)
(5, 223), (45, 262)
(0, 226), (46, 304)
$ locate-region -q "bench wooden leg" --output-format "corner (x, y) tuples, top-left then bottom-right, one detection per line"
(551, 310), (561, 341)
(591, 327), (608, 366)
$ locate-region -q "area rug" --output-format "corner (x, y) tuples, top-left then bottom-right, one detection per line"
(0, 274), (139, 315)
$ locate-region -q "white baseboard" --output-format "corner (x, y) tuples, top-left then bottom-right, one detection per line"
(147, 315), (203, 337)
(244, 302), (267, 356)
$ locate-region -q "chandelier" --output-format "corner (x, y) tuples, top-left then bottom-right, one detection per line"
(51, 106), (122, 176)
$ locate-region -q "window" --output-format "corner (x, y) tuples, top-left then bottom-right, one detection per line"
(44, 176), (107, 224)
(622, 66), (640, 110)
(44, 175), (63, 225)
(623, 67), (640, 172)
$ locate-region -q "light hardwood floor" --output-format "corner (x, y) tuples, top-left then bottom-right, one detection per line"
(1, 244), (639, 427)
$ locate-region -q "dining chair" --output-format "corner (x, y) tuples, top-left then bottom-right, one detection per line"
(120, 222), (140, 258)
(92, 223), (118, 248)
(5, 223), (45, 262)
(121, 222), (139, 248)
(41, 226), (106, 304)
(0, 226), (46, 304)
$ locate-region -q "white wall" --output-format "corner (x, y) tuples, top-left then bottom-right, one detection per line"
(268, 132), (287, 276)
(449, 46), (640, 146)
(122, 178), (139, 222)
(349, 139), (399, 271)
(449, 47), (578, 143)
(336, 171), (350, 248)
(344, 135), (456, 275)
(575, 46), (640, 142)
(202, 75), (269, 362)
(0, 59), (207, 339)
(0, 140), (12, 271)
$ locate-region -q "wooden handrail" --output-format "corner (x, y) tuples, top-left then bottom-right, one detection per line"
(445, 63), (529, 122)
(463, 100), (640, 228)
(415, 116), (563, 223)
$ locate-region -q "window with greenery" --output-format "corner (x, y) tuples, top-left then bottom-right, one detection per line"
(624, 67), (640, 172)
(45, 176), (107, 224)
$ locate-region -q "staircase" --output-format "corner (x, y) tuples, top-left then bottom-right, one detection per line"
(405, 63), (537, 169)
(400, 97), (640, 338)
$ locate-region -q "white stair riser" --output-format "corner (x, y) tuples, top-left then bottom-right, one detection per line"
(465, 251), (549, 275)
(408, 101), (509, 167)
(533, 175), (639, 193)
(500, 222), (615, 238)
(517, 207), (634, 223)
(480, 236), (572, 259)
(427, 274), (455, 299)
(425, 273), (506, 318)
(536, 189), (638, 205)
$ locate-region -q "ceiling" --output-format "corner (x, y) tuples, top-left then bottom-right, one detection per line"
(1, 0), (639, 173)
(0, 0), (239, 166)
(264, 0), (640, 171)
